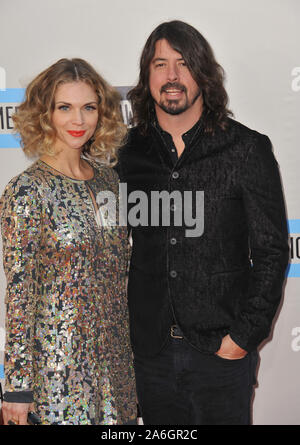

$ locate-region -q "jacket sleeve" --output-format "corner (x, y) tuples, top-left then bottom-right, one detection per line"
(0, 175), (41, 397)
(229, 135), (289, 352)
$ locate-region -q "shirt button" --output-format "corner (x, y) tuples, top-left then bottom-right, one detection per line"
(170, 238), (177, 245)
(170, 270), (177, 278)
(170, 204), (176, 212)
(172, 171), (179, 179)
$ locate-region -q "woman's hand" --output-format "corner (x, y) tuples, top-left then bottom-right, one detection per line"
(2, 401), (34, 425)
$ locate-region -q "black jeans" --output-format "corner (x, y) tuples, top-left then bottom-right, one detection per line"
(134, 327), (258, 425)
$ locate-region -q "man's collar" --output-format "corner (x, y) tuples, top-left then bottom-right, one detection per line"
(152, 110), (205, 141)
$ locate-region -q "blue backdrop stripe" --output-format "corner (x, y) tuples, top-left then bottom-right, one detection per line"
(0, 134), (21, 148)
(0, 88), (25, 102)
(286, 264), (300, 278)
(288, 219), (300, 234)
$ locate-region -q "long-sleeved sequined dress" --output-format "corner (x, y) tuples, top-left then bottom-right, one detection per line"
(0, 159), (136, 425)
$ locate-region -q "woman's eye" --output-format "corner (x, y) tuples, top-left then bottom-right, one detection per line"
(85, 105), (97, 111)
(58, 105), (69, 111)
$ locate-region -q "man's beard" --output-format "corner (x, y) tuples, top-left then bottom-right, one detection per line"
(155, 82), (201, 116)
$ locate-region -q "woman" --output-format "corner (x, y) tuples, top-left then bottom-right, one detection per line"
(0, 58), (136, 425)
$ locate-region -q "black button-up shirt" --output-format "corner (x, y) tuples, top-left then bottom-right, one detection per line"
(153, 117), (202, 165)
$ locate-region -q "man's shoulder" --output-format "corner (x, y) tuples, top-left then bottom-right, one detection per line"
(223, 118), (274, 164)
(226, 117), (269, 144)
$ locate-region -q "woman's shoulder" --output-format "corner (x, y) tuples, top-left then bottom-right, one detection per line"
(0, 162), (44, 206)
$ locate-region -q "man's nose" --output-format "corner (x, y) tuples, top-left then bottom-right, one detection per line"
(167, 64), (179, 82)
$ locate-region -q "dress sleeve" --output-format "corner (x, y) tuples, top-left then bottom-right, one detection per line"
(0, 174), (42, 395)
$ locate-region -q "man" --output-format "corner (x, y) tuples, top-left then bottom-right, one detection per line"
(117, 20), (289, 425)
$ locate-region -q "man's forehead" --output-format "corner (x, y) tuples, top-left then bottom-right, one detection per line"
(152, 39), (184, 60)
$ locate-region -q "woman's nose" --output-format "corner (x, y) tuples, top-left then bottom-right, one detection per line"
(72, 109), (84, 125)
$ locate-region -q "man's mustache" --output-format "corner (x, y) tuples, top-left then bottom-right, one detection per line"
(160, 82), (187, 94)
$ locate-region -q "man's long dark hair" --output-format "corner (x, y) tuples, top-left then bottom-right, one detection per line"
(128, 20), (233, 134)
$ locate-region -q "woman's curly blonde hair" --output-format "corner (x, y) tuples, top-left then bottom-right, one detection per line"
(13, 58), (127, 166)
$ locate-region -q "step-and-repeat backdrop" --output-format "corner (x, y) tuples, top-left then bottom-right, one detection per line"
(0, 0), (299, 425)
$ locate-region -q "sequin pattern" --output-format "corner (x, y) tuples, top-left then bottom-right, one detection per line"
(0, 159), (136, 425)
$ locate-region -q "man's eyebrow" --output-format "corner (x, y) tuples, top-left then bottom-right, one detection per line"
(152, 57), (185, 63)
(152, 58), (167, 63)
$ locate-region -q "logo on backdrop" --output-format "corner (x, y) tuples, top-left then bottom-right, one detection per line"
(0, 104), (18, 133)
(117, 86), (133, 126)
(291, 327), (300, 352)
(291, 67), (300, 92)
(288, 220), (300, 278)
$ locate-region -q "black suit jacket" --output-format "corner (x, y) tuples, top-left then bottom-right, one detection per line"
(117, 116), (289, 357)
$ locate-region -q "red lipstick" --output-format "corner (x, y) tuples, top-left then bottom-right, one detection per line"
(68, 130), (86, 137)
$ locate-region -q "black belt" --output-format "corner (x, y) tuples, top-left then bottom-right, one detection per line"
(170, 325), (183, 339)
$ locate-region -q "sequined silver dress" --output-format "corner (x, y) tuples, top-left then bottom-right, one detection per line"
(0, 159), (136, 425)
